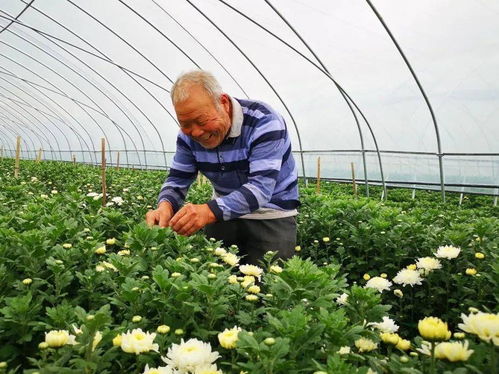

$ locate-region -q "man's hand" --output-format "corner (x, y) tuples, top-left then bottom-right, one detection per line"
(169, 203), (216, 236)
(145, 201), (174, 228)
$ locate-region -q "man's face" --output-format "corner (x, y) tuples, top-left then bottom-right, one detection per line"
(174, 85), (232, 149)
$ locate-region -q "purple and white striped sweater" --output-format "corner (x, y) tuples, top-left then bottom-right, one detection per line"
(158, 97), (299, 221)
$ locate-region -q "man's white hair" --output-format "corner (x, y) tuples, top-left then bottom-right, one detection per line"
(171, 70), (223, 108)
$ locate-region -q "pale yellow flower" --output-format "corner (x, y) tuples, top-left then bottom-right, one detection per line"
(270, 265), (283, 274)
(245, 294), (258, 302)
(106, 238), (116, 245)
(120, 328), (159, 355)
(222, 253), (239, 266)
(161, 338), (220, 373)
(132, 315), (142, 323)
(118, 250), (130, 256)
(465, 268), (477, 276)
(227, 275), (238, 284)
(393, 269), (423, 287)
(95, 246), (106, 255)
(294, 245), (301, 252)
(475, 252), (485, 259)
(355, 337), (377, 352)
(380, 333), (400, 345)
(44, 330), (77, 347)
(239, 264), (263, 280)
(247, 285), (260, 294)
(218, 326), (241, 349)
(337, 346), (351, 355)
(113, 334), (122, 346)
(363, 273), (371, 281)
(22, 278), (32, 285)
(157, 325), (171, 334)
(434, 341), (474, 362)
(240, 276), (256, 288)
(458, 311), (499, 345)
(62, 243), (72, 249)
(92, 331), (102, 351)
(418, 317), (451, 341)
(365, 277), (392, 292)
(396, 338), (411, 351)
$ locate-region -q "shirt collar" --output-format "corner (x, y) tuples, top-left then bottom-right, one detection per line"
(227, 96), (243, 138)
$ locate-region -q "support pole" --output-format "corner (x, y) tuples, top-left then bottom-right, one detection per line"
(14, 136), (21, 178)
(316, 156), (321, 194)
(116, 151), (120, 170)
(36, 148), (42, 163)
(351, 162), (358, 198)
(72, 154), (76, 165)
(101, 138), (107, 207)
(0, 145), (3, 159)
(411, 188), (416, 200)
(459, 193), (464, 206)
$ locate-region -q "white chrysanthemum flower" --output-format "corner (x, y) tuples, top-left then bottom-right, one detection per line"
(86, 192), (99, 197)
(458, 311), (499, 345)
(416, 257), (442, 272)
(112, 196), (124, 206)
(221, 253), (239, 266)
(162, 338), (220, 373)
(336, 293), (348, 305)
(214, 247), (226, 256)
(240, 275), (256, 288)
(354, 337), (378, 352)
(239, 264), (263, 280)
(193, 364), (223, 374)
(101, 261), (118, 272)
(270, 265), (283, 274)
(365, 276), (392, 292)
(393, 269), (423, 287)
(142, 364), (174, 374)
(120, 328), (159, 355)
(44, 330), (77, 347)
(368, 316), (399, 333)
(434, 245), (461, 259)
(337, 346), (351, 355)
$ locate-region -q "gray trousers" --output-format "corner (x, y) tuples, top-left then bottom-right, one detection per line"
(204, 216), (297, 265)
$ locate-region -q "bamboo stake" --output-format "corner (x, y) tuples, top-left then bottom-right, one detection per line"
(316, 157), (321, 194)
(0, 145), (3, 159)
(351, 162), (358, 198)
(72, 154), (76, 165)
(116, 151), (120, 170)
(36, 148), (42, 163)
(14, 136), (21, 178)
(101, 138), (107, 207)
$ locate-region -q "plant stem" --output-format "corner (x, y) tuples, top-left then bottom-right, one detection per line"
(430, 341), (436, 374)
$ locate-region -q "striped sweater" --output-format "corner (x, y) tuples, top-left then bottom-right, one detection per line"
(158, 97), (299, 221)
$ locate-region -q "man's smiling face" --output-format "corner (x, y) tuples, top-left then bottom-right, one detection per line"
(174, 85), (232, 149)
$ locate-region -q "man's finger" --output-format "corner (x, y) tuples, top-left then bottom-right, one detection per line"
(158, 210), (170, 228)
(176, 220), (197, 236)
(171, 210), (192, 232)
(145, 211), (156, 227)
(169, 206), (187, 227)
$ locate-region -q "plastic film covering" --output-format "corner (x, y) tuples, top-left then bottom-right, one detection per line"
(0, 0), (497, 197)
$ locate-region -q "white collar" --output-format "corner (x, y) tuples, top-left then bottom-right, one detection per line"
(227, 95), (243, 138)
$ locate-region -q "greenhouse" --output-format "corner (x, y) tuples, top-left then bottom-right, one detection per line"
(0, 1), (497, 373)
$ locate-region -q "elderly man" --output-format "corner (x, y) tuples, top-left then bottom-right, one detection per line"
(146, 70), (299, 264)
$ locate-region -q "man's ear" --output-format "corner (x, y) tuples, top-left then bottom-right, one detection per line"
(220, 93), (231, 112)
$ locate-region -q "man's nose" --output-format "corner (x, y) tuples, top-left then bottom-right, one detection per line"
(190, 126), (204, 138)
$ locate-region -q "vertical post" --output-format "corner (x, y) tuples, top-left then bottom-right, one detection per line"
(316, 156), (321, 194)
(0, 145), (3, 159)
(411, 188), (416, 200)
(72, 154), (76, 165)
(351, 162), (358, 198)
(116, 151), (120, 170)
(101, 138), (107, 207)
(459, 193), (464, 206)
(197, 172), (201, 185)
(14, 136), (21, 178)
(36, 148), (43, 163)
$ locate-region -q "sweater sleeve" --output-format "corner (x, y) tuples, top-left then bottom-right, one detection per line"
(206, 114), (290, 221)
(157, 135), (197, 213)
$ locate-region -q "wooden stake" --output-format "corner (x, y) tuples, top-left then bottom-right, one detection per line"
(116, 151), (120, 170)
(72, 154), (76, 165)
(14, 136), (21, 178)
(459, 193), (464, 206)
(101, 138), (107, 207)
(0, 145), (3, 159)
(36, 148), (42, 163)
(351, 162), (358, 198)
(316, 156), (321, 194)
